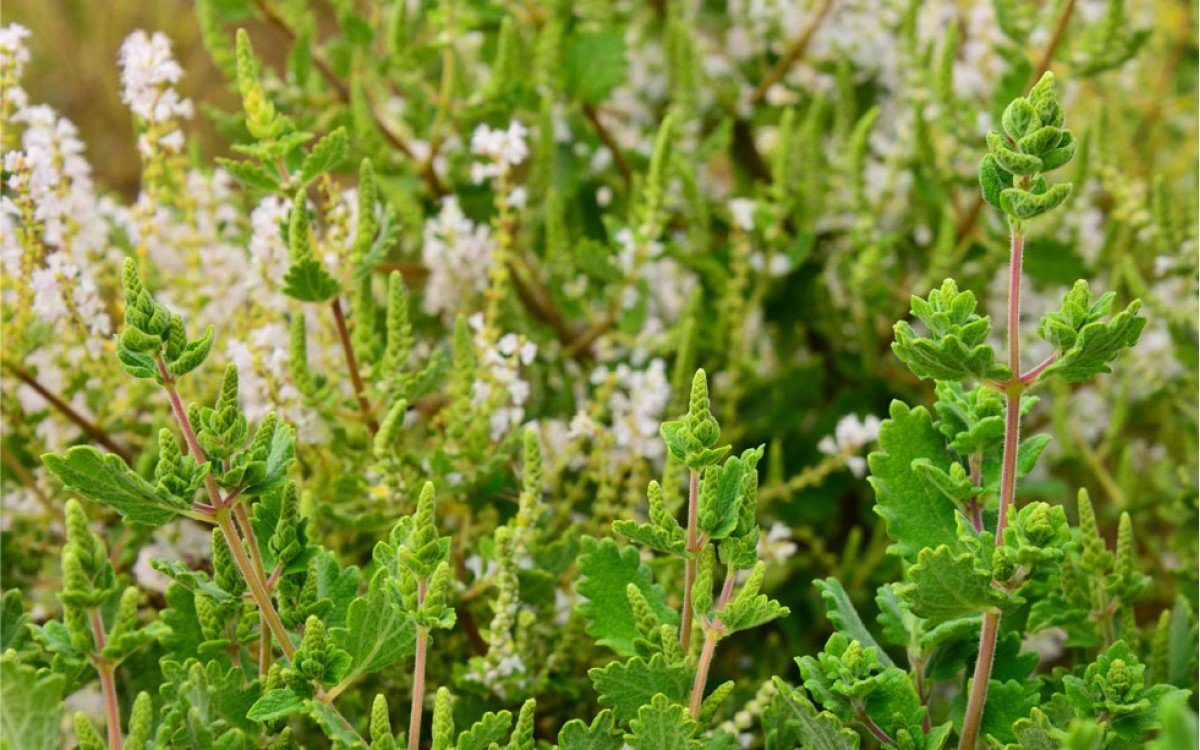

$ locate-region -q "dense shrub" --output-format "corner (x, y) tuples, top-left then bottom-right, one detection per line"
(1, 1), (1196, 748)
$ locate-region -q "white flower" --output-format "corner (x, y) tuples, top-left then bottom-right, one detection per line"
(818, 413), (882, 477)
(118, 30), (193, 124)
(0, 24), (31, 74)
(729, 197), (757, 232)
(421, 197), (494, 316)
(469, 121), (529, 183)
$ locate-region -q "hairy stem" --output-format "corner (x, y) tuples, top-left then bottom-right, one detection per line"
(959, 225), (1025, 749)
(217, 511), (296, 661)
(408, 580), (429, 750)
(681, 469), (700, 652)
(331, 297), (379, 434)
(6, 362), (133, 463)
(689, 629), (719, 720)
(88, 608), (123, 750)
(232, 502), (272, 674)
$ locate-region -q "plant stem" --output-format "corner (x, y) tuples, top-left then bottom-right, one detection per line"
(217, 511), (297, 661)
(408, 580), (429, 750)
(680, 469), (700, 652)
(331, 297), (379, 434)
(959, 224), (1025, 750)
(88, 608), (123, 750)
(5, 362), (133, 463)
(689, 629), (719, 720)
(232, 502), (272, 674)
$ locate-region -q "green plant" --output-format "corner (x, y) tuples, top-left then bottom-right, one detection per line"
(1, 1), (1196, 748)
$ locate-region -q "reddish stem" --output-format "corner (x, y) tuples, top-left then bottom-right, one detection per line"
(959, 226), (1025, 749)
(408, 579), (429, 750)
(88, 608), (123, 750)
(331, 297), (379, 434)
(689, 630), (719, 720)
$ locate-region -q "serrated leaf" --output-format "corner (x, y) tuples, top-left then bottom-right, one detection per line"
(972, 679), (1038, 744)
(308, 699), (366, 748)
(215, 157), (281, 193)
(588, 654), (693, 724)
(42, 446), (190, 526)
(814, 579), (893, 667)
(557, 710), (624, 750)
(1040, 297), (1145, 383)
(1000, 183), (1072, 220)
(868, 402), (963, 561)
(330, 568), (416, 685)
(456, 710), (513, 750)
(897, 545), (1006, 625)
(299, 127), (349, 185)
(612, 520), (687, 556)
(247, 689), (306, 722)
(241, 421), (295, 496)
(768, 678), (860, 750)
(283, 258), (342, 303)
(0, 591), (29, 652)
(576, 537), (678, 656)
(624, 694), (701, 750)
(0, 652), (65, 750)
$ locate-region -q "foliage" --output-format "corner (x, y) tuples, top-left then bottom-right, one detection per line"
(0, 1), (1196, 748)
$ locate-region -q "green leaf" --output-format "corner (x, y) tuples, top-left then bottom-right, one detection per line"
(241, 420), (295, 496)
(588, 654), (693, 724)
(0, 652), (65, 750)
(1038, 283), (1145, 383)
(564, 31), (627, 104)
(768, 678), (860, 750)
(624, 694), (701, 750)
(979, 154), (1014, 209)
(898, 545), (1007, 625)
(283, 258), (342, 303)
(456, 710), (513, 750)
(308, 699), (366, 748)
(891, 279), (1009, 382)
(1000, 183), (1072, 220)
(300, 127), (349, 186)
(868, 401), (963, 561)
(215, 157), (281, 193)
(558, 711), (624, 750)
(247, 689), (306, 722)
(814, 579), (893, 667)
(972, 679), (1038, 744)
(612, 520), (687, 556)
(576, 537), (678, 656)
(699, 457), (745, 539)
(330, 568), (416, 685)
(0, 591), (30, 652)
(42, 446), (191, 526)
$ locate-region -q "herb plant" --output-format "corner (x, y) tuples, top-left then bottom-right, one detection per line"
(1, 1), (1197, 749)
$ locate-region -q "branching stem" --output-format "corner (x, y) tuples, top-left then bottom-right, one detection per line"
(331, 297), (379, 434)
(959, 224), (1025, 749)
(689, 629), (719, 720)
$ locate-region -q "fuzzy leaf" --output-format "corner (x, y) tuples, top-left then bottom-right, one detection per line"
(0, 652), (65, 750)
(456, 710), (513, 750)
(588, 654), (693, 724)
(42, 446), (190, 526)
(898, 545), (1007, 625)
(330, 569), (416, 683)
(868, 401), (963, 561)
(1039, 287), (1145, 383)
(308, 700), (366, 748)
(769, 678), (860, 750)
(283, 258), (342, 303)
(558, 710), (624, 750)
(624, 694), (700, 750)
(576, 537), (678, 656)
(215, 157), (281, 193)
(299, 127), (349, 185)
(814, 579), (893, 667)
(247, 690), (306, 722)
